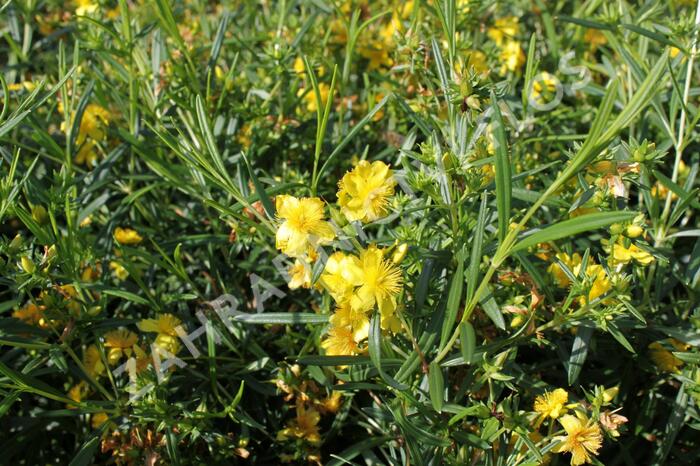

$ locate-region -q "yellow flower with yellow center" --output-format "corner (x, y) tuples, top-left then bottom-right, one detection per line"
(457, 50), (489, 76)
(350, 245), (402, 317)
(318, 391), (343, 414)
(138, 313), (183, 354)
(84, 344), (105, 378)
(534, 388), (569, 419)
(321, 325), (361, 356)
(287, 258), (312, 290)
(75, 0), (98, 16)
(68, 381), (89, 408)
(103, 329), (138, 365)
(608, 239), (654, 266)
(298, 83), (330, 113)
(573, 262), (612, 305)
(91, 412), (110, 429)
(275, 195), (335, 257)
(553, 413), (603, 466)
(337, 160), (396, 223)
(109, 261), (129, 280)
(320, 251), (363, 302)
(7, 81), (36, 92)
(13, 302), (48, 328)
(329, 301), (370, 342)
(277, 402), (321, 445)
(532, 72), (558, 105)
(114, 227), (143, 245)
(499, 40), (525, 74)
(648, 341), (683, 373)
(60, 102), (111, 166)
(293, 56), (305, 76)
(487, 16), (519, 46)
(584, 29), (607, 51)
(547, 252), (582, 288)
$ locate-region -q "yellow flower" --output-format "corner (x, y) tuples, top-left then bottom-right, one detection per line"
(13, 302), (48, 328)
(75, 0), (98, 15)
(553, 414), (603, 466)
(329, 301), (370, 342)
(275, 195), (335, 257)
(648, 341), (683, 373)
(84, 344), (105, 378)
(104, 329), (138, 365)
(573, 263), (612, 305)
(488, 16), (519, 46)
(91, 412), (110, 429)
(321, 325), (360, 356)
(584, 29), (607, 51)
(138, 313), (182, 354)
(298, 83), (330, 113)
(138, 313), (181, 336)
(81, 262), (101, 282)
(277, 401), (321, 445)
(7, 81), (36, 92)
(337, 160), (396, 223)
(288, 258), (312, 290)
(114, 227), (143, 245)
(609, 240), (654, 266)
(532, 72), (558, 105)
(318, 391), (343, 414)
(547, 253), (582, 288)
(293, 56), (305, 75)
(66, 103), (111, 166)
(68, 381), (89, 408)
(356, 12), (401, 71)
(499, 40), (525, 74)
(534, 388), (569, 419)
(109, 261), (129, 280)
(350, 245), (402, 316)
(458, 50), (489, 76)
(320, 251), (363, 302)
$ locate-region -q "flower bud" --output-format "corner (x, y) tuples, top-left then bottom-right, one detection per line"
(603, 386), (619, 403)
(392, 243), (408, 264)
(609, 223), (624, 235)
(32, 205), (48, 225)
(9, 234), (23, 253)
(20, 256), (35, 273)
(625, 224), (643, 238)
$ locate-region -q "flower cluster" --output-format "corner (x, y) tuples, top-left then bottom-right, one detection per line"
(532, 386), (626, 465)
(274, 160), (402, 355)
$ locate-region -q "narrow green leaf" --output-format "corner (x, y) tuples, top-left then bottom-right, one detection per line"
(429, 361), (445, 412)
(440, 252), (465, 348)
(512, 211), (638, 252)
(480, 291), (505, 330)
(369, 313), (408, 390)
(607, 323), (635, 353)
(0, 361), (76, 404)
(567, 326), (593, 385)
(234, 313), (328, 325)
(102, 289), (150, 305)
(490, 94), (511, 242)
(68, 432), (102, 466)
(326, 437), (392, 466)
(459, 322), (476, 365)
(467, 193), (488, 303)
